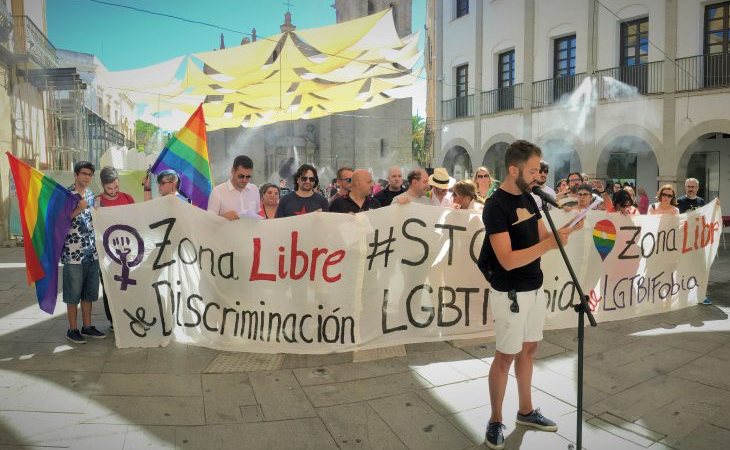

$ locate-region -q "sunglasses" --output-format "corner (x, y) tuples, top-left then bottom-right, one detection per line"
(660, 192), (673, 198)
(508, 290), (519, 313)
(539, 169), (549, 174)
(339, 177), (352, 183)
(237, 174), (252, 179)
(300, 176), (316, 182)
(477, 174), (490, 179)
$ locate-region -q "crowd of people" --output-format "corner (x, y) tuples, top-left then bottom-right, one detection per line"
(58, 151), (711, 344)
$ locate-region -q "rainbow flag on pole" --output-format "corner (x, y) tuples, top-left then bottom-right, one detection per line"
(151, 104), (212, 208)
(6, 152), (79, 314)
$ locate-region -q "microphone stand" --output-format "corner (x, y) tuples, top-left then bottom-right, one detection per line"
(539, 201), (597, 450)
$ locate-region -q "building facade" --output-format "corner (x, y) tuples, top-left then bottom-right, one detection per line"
(430, 0), (730, 202)
(207, 0), (413, 187)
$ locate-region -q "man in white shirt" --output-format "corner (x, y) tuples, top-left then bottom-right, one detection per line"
(393, 168), (432, 206)
(208, 155), (261, 220)
(427, 167), (455, 207)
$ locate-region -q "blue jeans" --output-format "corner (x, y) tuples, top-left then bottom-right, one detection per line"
(62, 261), (100, 305)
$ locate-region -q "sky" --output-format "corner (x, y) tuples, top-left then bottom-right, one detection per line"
(47, 0), (427, 115)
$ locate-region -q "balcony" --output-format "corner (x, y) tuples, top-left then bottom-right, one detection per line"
(532, 74), (587, 108)
(676, 53), (730, 92)
(442, 94), (473, 121)
(481, 84), (523, 115)
(595, 61), (663, 98)
(0, 0), (11, 43)
(13, 15), (57, 68)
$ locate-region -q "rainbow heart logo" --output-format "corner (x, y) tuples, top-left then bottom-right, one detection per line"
(592, 219), (616, 261)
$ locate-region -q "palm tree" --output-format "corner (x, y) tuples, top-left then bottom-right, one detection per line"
(411, 114), (430, 167)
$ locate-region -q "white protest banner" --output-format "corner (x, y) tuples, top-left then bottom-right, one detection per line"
(94, 196), (722, 353)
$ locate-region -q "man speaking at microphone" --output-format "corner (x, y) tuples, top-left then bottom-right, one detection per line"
(478, 140), (581, 449)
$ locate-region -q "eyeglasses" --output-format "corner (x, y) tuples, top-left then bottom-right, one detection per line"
(339, 177), (352, 183)
(508, 290), (519, 313)
(300, 176), (316, 182)
(568, 178), (581, 183)
(237, 174), (252, 180)
(660, 192), (673, 198)
(577, 192), (591, 197)
(477, 174), (490, 179)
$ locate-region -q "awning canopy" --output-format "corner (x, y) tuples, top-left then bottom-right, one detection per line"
(98, 9), (421, 131)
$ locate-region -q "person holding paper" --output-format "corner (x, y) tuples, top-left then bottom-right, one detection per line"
(477, 140), (583, 449)
(208, 155), (261, 220)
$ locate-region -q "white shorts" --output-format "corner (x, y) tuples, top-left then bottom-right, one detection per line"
(491, 288), (547, 355)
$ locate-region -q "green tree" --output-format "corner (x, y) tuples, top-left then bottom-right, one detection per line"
(411, 114), (431, 167)
(135, 120), (160, 152)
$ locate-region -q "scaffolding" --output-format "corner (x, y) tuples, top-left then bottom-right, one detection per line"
(28, 68), (87, 170)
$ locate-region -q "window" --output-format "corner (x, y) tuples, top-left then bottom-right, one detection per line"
(553, 34), (577, 100)
(620, 17), (649, 93)
(455, 64), (468, 97)
(456, 0), (469, 19)
(620, 17), (649, 67)
(455, 64), (469, 117)
(703, 2), (730, 87)
(368, 1), (375, 15)
(554, 35), (576, 77)
(497, 50), (515, 110)
(704, 1), (729, 55)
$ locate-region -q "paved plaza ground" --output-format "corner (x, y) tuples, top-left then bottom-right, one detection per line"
(0, 244), (729, 450)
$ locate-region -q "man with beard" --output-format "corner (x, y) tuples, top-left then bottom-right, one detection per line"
(677, 177), (705, 213)
(393, 168), (432, 205)
(477, 140), (582, 449)
(275, 164), (329, 217)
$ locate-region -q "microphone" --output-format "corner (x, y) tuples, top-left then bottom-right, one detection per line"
(531, 185), (559, 208)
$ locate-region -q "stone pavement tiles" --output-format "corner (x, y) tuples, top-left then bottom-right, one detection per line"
(0, 246), (728, 449)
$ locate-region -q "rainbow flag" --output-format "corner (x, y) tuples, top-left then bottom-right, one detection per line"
(151, 104), (212, 208)
(6, 152), (79, 314)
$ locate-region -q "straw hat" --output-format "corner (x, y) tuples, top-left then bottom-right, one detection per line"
(429, 167), (456, 189)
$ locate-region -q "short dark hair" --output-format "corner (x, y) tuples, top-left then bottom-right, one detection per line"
(293, 164), (319, 190)
(540, 160), (549, 171)
(99, 166), (118, 185)
(259, 183), (280, 198)
(612, 189), (633, 207)
(504, 140), (542, 168)
(568, 172), (582, 182)
(336, 167), (354, 179)
(577, 183), (593, 194)
(407, 168), (424, 184)
(232, 155), (253, 170)
(74, 161), (95, 175)
(157, 169), (179, 185)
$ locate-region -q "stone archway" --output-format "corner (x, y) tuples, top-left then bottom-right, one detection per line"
(596, 135), (658, 193)
(442, 145), (472, 180)
(540, 139), (582, 188)
(482, 142), (509, 182)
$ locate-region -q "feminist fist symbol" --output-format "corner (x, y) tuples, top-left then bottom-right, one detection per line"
(103, 225), (144, 290)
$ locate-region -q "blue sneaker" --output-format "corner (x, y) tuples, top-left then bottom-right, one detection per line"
(702, 298), (713, 305)
(81, 326), (107, 339)
(485, 422), (505, 449)
(516, 408), (558, 431)
(66, 329), (86, 344)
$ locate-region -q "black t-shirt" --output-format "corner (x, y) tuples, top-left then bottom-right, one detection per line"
(478, 188), (543, 292)
(329, 194), (381, 213)
(677, 195), (705, 213)
(374, 187), (406, 207)
(275, 192), (329, 217)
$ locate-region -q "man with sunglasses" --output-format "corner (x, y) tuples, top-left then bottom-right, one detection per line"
(530, 160), (555, 209)
(275, 163), (329, 217)
(478, 141), (582, 449)
(329, 167), (354, 204)
(208, 155), (261, 220)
